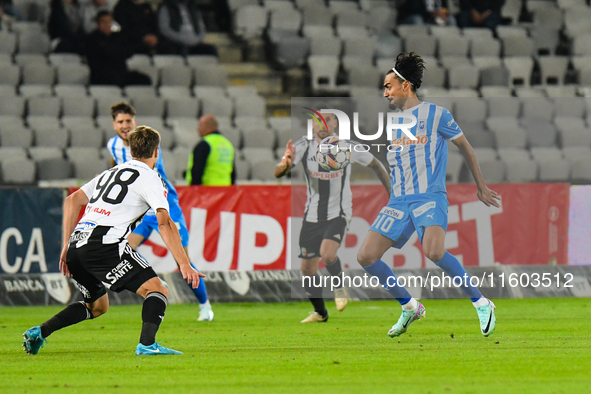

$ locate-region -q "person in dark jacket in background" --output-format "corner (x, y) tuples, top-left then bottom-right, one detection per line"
(86, 10), (151, 86)
(187, 114), (235, 186)
(113, 0), (159, 55)
(157, 0), (218, 56)
(457, 0), (505, 30)
(48, 0), (85, 53)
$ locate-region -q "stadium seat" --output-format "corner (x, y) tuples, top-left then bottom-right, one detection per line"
(242, 147), (275, 163)
(347, 64), (381, 88)
(367, 6), (396, 35)
(153, 55), (185, 68)
(0, 62), (20, 87)
(448, 64), (479, 89)
(374, 33), (403, 61)
(440, 56), (471, 69)
(309, 35), (342, 57)
(234, 95), (266, 118)
(421, 65), (446, 88)
(472, 147), (498, 161)
(404, 34), (436, 57)
(462, 27), (493, 39)
(462, 122), (495, 148)
(242, 128), (276, 149)
(480, 86), (513, 97)
(487, 118), (527, 148)
(515, 87), (546, 97)
(37, 157), (73, 180)
(337, 26), (370, 39)
(27, 115), (62, 132)
(269, 7), (302, 32)
(480, 66), (510, 87)
(544, 85), (577, 97)
(160, 86), (192, 99)
(301, 4), (333, 26)
(472, 56), (502, 70)
(503, 57), (534, 87)
(553, 96), (584, 115)
(537, 158), (570, 182)
(487, 97), (521, 117)
(1, 158), (36, 184)
(469, 37), (501, 57)
(222, 127), (241, 149)
(55, 84), (88, 98)
(264, 0), (296, 12)
(343, 36), (375, 58)
(28, 147), (63, 161)
(194, 65), (228, 87)
(397, 25), (429, 38)
(234, 5), (268, 39)
(477, 159), (506, 183)
(438, 35), (469, 57)
(556, 118), (591, 147)
(27, 96), (61, 118)
(562, 146), (591, 163)
(0, 147), (28, 164)
(95, 96), (127, 117)
(564, 6), (591, 37)
(22, 63), (55, 85)
(186, 55), (218, 68)
(160, 66), (193, 87)
(0, 123), (32, 147)
(0, 31), (17, 54)
(308, 55), (340, 92)
(302, 25), (334, 38)
(530, 27), (560, 56)
(570, 158), (591, 183)
(0, 94), (25, 116)
(250, 159), (278, 181)
(454, 98), (487, 123)
(538, 57), (569, 85)
(61, 96), (95, 117)
(267, 30), (310, 69)
(201, 95), (234, 118)
(531, 4), (564, 30)
(501, 158), (538, 182)
(193, 86), (226, 100)
(17, 31), (50, 54)
(521, 98), (554, 120)
(497, 26), (528, 38)
(336, 9), (368, 30)
(130, 97), (165, 117)
(522, 118), (558, 147)
(56, 64), (90, 85)
(502, 36), (534, 57)
(67, 122), (104, 148)
(234, 116), (267, 131)
(167, 98), (200, 118)
(235, 158), (250, 180)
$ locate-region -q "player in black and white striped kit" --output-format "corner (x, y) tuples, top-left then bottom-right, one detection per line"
(23, 126), (204, 356)
(275, 111), (391, 323)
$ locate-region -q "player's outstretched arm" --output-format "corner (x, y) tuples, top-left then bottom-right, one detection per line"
(274, 139), (293, 178)
(452, 135), (501, 208)
(367, 158), (391, 198)
(60, 189), (90, 276)
(156, 208), (205, 288)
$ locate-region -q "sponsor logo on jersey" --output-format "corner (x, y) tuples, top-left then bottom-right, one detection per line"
(390, 135), (429, 148)
(307, 169), (344, 179)
(412, 201), (436, 217)
(419, 120), (426, 130)
(380, 207), (404, 219)
(105, 260), (134, 284)
(69, 231), (90, 244)
(75, 221), (97, 231)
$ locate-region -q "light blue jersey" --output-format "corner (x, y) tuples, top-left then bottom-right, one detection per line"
(386, 101), (463, 199)
(107, 135), (189, 246)
(370, 101), (462, 246)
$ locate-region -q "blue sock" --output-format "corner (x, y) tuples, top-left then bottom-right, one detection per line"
(363, 260), (412, 305)
(190, 263), (208, 305)
(435, 252), (482, 302)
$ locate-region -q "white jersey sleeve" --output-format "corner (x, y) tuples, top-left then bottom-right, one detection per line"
(80, 174), (100, 200)
(349, 141), (374, 167)
(139, 173), (170, 213)
(291, 137), (308, 167)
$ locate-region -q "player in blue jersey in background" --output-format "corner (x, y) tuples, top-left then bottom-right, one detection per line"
(106, 102), (214, 321)
(357, 53), (501, 337)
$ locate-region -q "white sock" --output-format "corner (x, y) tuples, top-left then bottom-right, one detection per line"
(402, 298), (418, 311)
(199, 300), (211, 309)
(472, 297), (488, 308)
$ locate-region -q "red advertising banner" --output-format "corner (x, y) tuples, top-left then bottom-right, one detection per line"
(136, 183), (569, 273)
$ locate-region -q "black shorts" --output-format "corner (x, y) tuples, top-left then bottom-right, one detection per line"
(298, 217), (348, 259)
(66, 235), (157, 303)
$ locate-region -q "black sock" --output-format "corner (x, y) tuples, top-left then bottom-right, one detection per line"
(325, 257), (343, 289)
(139, 292), (167, 346)
(40, 301), (93, 338)
(304, 274), (327, 317)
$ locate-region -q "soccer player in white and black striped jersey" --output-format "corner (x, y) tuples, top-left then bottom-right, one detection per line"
(275, 109), (391, 323)
(23, 126), (204, 356)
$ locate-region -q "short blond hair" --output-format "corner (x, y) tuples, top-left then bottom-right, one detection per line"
(129, 126), (160, 159)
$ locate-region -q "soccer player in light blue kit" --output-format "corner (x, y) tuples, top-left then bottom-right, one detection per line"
(357, 53), (501, 337)
(106, 102), (214, 321)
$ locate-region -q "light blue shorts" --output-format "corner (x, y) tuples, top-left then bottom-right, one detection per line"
(369, 192), (448, 249)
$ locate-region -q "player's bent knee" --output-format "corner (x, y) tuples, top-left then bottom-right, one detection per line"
(357, 248), (377, 267)
(424, 249), (445, 263)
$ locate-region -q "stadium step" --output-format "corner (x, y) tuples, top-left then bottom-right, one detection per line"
(204, 33), (242, 63)
(225, 62), (283, 98)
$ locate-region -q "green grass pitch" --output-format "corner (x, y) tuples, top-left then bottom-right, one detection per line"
(1, 298), (590, 394)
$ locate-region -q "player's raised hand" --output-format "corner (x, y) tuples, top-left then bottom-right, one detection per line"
(180, 263), (206, 289)
(59, 244), (71, 278)
(284, 140), (293, 167)
(477, 187), (501, 208)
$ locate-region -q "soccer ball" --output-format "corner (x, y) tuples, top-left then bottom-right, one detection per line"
(316, 136), (351, 171)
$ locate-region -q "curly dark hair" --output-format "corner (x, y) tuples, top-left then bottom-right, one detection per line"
(386, 52), (426, 92)
(110, 102), (135, 120)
